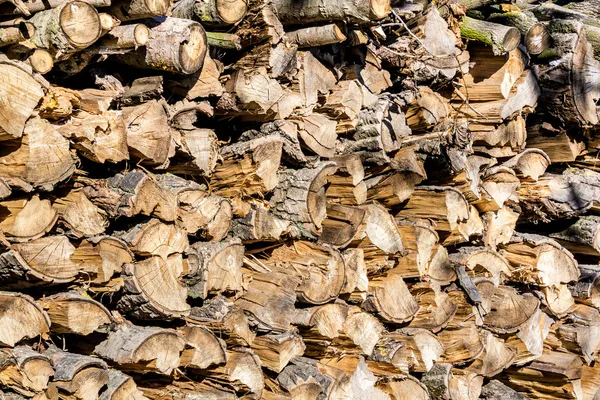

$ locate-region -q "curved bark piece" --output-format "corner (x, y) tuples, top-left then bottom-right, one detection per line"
(480, 380), (529, 400)
(100, 369), (146, 400)
(71, 236), (133, 283)
(0, 59), (44, 141)
(474, 166), (520, 212)
(45, 346), (108, 400)
(450, 247), (511, 286)
(108, 0), (171, 21)
(201, 348), (264, 398)
(179, 325), (227, 370)
(277, 357), (334, 399)
(184, 238), (244, 299)
(267, 241), (345, 305)
(117, 255), (191, 320)
(251, 330), (306, 373)
(373, 328), (444, 373)
(53, 190), (108, 238)
(117, 17), (207, 74)
(271, 161), (338, 238)
(500, 233), (580, 289)
(0, 347), (53, 396)
(119, 219), (188, 259)
(211, 136), (284, 209)
(409, 283), (458, 333)
(505, 307), (553, 365)
(396, 220), (439, 279)
(0, 196), (57, 242)
(502, 148), (550, 181)
(81, 169), (178, 222)
(273, 0), (390, 25)
(0, 235), (80, 288)
(477, 280), (539, 334)
(363, 272), (419, 324)
(30, 1), (101, 60)
(0, 116), (75, 192)
(171, 0), (247, 26)
(537, 19), (600, 127)
(39, 291), (112, 335)
(95, 325), (186, 375)
(0, 292), (49, 347)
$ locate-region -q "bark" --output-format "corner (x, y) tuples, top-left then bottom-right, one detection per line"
(39, 291), (112, 335)
(107, 0), (171, 21)
(99, 24), (149, 50)
(460, 17), (521, 55)
(284, 23), (347, 48)
(171, 0), (248, 26)
(272, 0), (391, 25)
(0, 347), (53, 396)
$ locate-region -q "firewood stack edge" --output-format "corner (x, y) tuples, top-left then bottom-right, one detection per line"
(1, 0), (600, 398)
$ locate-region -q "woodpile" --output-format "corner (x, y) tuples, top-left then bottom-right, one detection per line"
(2, 0), (600, 398)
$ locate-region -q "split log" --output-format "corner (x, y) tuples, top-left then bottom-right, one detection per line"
(270, 161), (338, 238)
(449, 246), (511, 286)
(117, 255), (191, 320)
(0, 117), (75, 192)
(45, 346), (109, 400)
(230, 204), (290, 243)
(53, 190), (108, 238)
(526, 123), (585, 162)
(550, 216), (600, 257)
(277, 357), (334, 399)
(171, 0), (247, 26)
(251, 330), (306, 373)
(284, 22), (346, 48)
(168, 125), (219, 177)
(421, 363), (483, 400)
(0, 235), (81, 288)
(95, 325), (186, 374)
(211, 136), (284, 212)
(0, 292), (49, 346)
(0, 347), (53, 396)
(502, 148), (550, 181)
(372, 328), (444, 373)
(29, 1), (101, 60)
(57, 110), (129, 164)
(184, 238), (244, 299)
(117, 17), (207, 74)
(140, 380), (235, 400)
(200, 348), (264, 398)
(467, 331), (516, 377)
(119, 219), (188, 259)
(121, 75), (163, 105)
(408, 283), (458, 332)
(326, 154), (366, 206)
(71, 236), (133, 283)
(436, 321), (483, 366)
(319, 203), (366, 248)
(377, 377), (430, 400)
(460, 17), (521, 55)
(107, 0), (171, 21)
(100, 369), (147, 400)
(178, 325), (227, 370)
(39, 291), (112, 335)
(0, 0), (109, 14)
(273, 0), (391, 25)
(480, 380), (529, 400)
(362, 272), (419, 324)
(569, 265), (600, 309)
(0, 196), (57, 242)
(81, 169), (178, 222)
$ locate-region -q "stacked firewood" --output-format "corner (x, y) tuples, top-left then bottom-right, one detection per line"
(2, 0), (600, 398)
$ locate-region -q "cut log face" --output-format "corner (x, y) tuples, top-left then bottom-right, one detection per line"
(100, 369), (146, 400)
(230, 204), (290, 243)
(251, 330), (306, 373)
(119, 219), (188, 259)
(118, 255), (191, 320)
(0, 196), (57, 242)
(0, 346), (53, 395)
(184, 238), (244, 299)
(179, 325), (227, 370)
(0, 292), (49, 346)
(53, 190), (108, 238)
(363, 273), (419, 323)
(95, 325), (186, 375)
(71, 236), (133, 283)
(108, 0), (171, 21)
(40, 291), (112, 335)
(203, 348), (264, 398)
(374, 328), (444, 373)
(273, 0), (390, 25)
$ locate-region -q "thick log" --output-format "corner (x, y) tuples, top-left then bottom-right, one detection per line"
(569, 265), (600, 309)
(284, 22), (346, 48)
(117, 255), (191, 320)
(230, 204), (290, 243)
(53, 190), (108, 238)
(251, 330), (306, 373)
(488, 5), (550, 55)
(373, 328), (444, 373)
(117, 17), (207, 74)
(95, 325), (186, 375)
(45, 346), (109, 400)
(0, 292), (49, 346)
(171, 0), (247, 26)
(272, 0), (391, 25)
(39, 291), (112, 335)
(99, 24), (149, 50)
(29, 1), (101, 60)
(71, 236), (133, 283)
(184, 238), (244, 299)
(119, 218), (188, 259)
(200, 348), (264, 398)
(408, 283), (458, 333)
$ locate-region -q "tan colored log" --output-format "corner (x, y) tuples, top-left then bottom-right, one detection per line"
(569, 265), (600, 309)
(0, 235), (81, 288)
(362, 272), (419, 324)
(526, 123), (585, 162)
(502, 148), (550, 181)
(0, 196), (57, 242)
(140, 380), (235, 400)
(200, 348), (264, 398)
(230, 204), (290, 243)
(81, 169), (178, 222)
(121, 75), (163, 105)
(39, 291), (111, 335)
(377, 377), (430, 400)
(550, 216), (600, 257)
(117, 255), (191, 320)
(100, 369), (146, 400)
(107, 0), (171, 21)
(119, 218), (188, 259)
(273, 0), (390, 25)
(171, 0), (247, 26)
(326, 154), (366, 206)
(168, 127), (219, 177)
(45, 346), (108, 400)
(95, 325), (186, 375)
(71, 236), (133, 283)
(437, 321), (484, 366)
(405, 86), (449, 133)
(450, 246), (511, 286)
(167, 54), (223, 100)
(0, 347), (53, 396)
(99, 24), (149, 50)
(545, 304), (600, 364)
(178, 325), (227, 370)
(184, 238), (244, 299)
(460, 16), (521, 55)
(252, 330), (306, 373)
(117, 17), (207, 74)
(408, 283), (458, 332)
(29, 1), (101, 60)
(271, 161), (337, 238)
(0, 22), (33, 47)
(319, 203), (366, 248)
(0, 291), (49, 347)
(284, 22), (346, 48)
(372, 328), (444, 373)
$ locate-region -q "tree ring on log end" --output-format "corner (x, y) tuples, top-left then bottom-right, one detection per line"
(134, 24), (150, 46)
(144, 0), (170, 17)
(526, 23), (550, 55)
(216, 0), (248, 25)
(502, 27), (521, 53)
(59, 1), (101, 48)
(179, 23), (207, 74)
